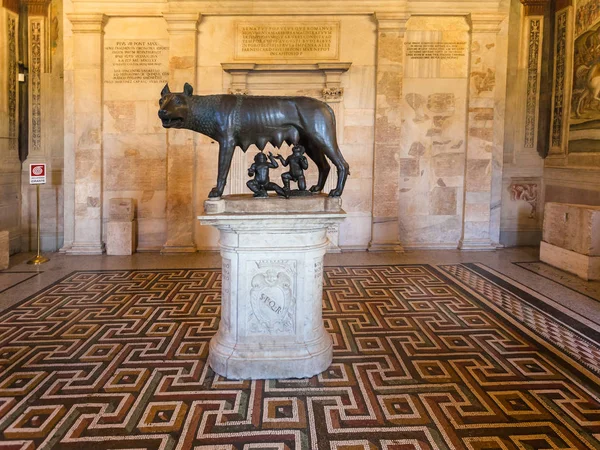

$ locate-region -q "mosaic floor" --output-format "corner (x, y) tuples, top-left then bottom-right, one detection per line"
(0, 264), (599, 449)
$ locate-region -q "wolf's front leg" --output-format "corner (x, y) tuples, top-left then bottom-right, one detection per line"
(209, 141), (235, 198)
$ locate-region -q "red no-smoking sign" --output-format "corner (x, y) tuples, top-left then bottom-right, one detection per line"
(30, 164), (46, 185)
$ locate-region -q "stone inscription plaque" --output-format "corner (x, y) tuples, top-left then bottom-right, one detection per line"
(235, 22), (340, 60)
(405, 42), (467, 60)
(104, 39), (169, 84)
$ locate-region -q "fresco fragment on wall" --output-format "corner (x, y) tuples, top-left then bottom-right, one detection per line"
(570, 0), (600, 152)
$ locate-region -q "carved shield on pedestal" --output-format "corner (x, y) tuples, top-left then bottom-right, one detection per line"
(248, 262), (296, 335)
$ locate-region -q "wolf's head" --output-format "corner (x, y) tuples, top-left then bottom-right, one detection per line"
(158, 83), (193, 129)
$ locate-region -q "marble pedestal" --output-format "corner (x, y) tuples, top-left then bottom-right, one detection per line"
(106, 221), (136, 255)
(198, 194), (346, 379)
(540, 203), (600, 281)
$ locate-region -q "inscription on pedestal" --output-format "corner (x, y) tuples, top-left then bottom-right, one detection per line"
(248, 260), (296, 335)
(235, 22), (340, 60)
(104, 39), (169, 84)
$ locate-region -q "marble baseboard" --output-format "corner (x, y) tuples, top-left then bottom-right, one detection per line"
(500, 229), (542, 247)
(160, 245), (197, 254)
(65, 242), (105, 255)
(458, 238), (498, 251)
(540, 241), (600, 281)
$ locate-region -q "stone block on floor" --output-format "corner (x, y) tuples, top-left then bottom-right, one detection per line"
(106, 221), (136, 256)
(109, 198), (135, 222)
(541, 203), (600, 280)
(540, 241), (600, 281)
(543, 203), (600, 256)
(0, 230), (8, 270)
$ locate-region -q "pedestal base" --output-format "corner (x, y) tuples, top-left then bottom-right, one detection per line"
(209, 331), (332, 379)
(199, 194), (346, 380)
(540, 241), (600, 281)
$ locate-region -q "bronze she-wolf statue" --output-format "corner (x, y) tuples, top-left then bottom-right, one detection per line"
(158, 83), (349, 198)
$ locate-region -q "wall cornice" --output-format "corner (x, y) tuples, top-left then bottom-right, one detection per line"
(69, 0), (505, 17)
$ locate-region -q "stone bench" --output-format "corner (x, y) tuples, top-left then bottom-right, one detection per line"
(540, 202), (600, 280)
(106, 198), (136, 256)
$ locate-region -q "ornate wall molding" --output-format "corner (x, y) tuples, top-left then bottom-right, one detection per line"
(7, 13), (17, 156)
(30, 18), (43, 155)
(520, 0), (550, 17)
(221, 62), (351, 101)
(524, 18), (541, 149)
(551, 10), (568, 149)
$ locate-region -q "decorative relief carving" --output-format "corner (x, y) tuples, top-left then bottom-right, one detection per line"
(509, 182), (538, 219)
(576, 0), (600, 37)
(471, 69), (495, 95)
(524, 19), (541, 149)
(248, 260), (296, 335)
(221, 258), (231, 333)
(8, 15), (17, 155)
(427, 93), (455, 114)
(31, 20), (42, 154)
(313, 258), (323, 332)
(322, 87), (343, 101)
(552, 10), (567, 149)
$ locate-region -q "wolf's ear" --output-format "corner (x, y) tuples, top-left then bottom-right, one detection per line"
(161, 83), (170, 97)
(183, 82), (194, 96)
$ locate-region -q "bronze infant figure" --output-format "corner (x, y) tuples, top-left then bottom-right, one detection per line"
(158, 83), (349, 198)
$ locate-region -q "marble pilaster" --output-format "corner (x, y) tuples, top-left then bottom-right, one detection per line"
(161, 13), (201, 253)
(459, 14), (504, 250)
(369, 13), (408, 252)
(65, 14), (106, 255)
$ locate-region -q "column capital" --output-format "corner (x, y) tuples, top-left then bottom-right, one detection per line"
(67, 13), (107, 33)
(374, 13), (410, 33)
(520, 0), (551, 16)
(162, 13), (202, 34)
(468, 13), (505, 33)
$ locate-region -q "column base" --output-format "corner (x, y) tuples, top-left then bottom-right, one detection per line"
(160, 244), (196, 254)
(65, 242), (105, 255)
(458, 238), (498, 251)
(368, 242), (404, 252)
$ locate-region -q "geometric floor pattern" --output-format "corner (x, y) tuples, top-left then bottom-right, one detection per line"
(0, 265), (599, 449)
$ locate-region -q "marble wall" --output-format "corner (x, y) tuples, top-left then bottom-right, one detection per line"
(0, 4), (21, 254)
(500, 0), (546, 247)
(56, 0), (510, 254)
(22, 0), (65, 253)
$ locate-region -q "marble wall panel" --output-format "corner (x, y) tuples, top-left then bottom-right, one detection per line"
(0, 8), (21, 254)
(100, 17), (171, 251)
(399, 71), (468, 249)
